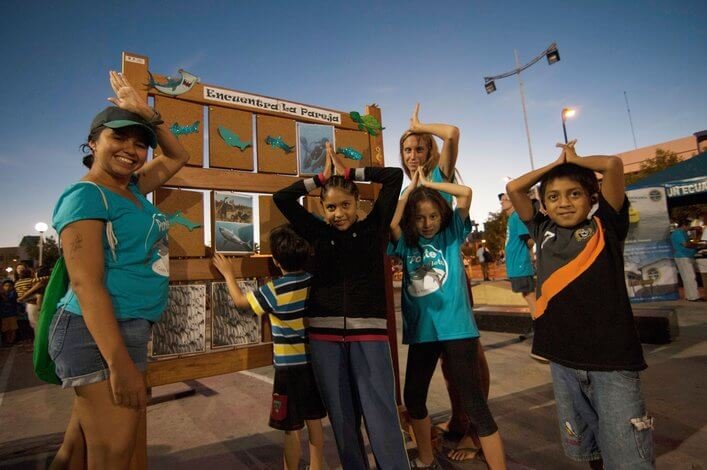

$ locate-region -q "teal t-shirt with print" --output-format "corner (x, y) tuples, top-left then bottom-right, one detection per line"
(505, 211), (534, 278)
(52, 182), (170, 322)
(390, 209), (478, 344)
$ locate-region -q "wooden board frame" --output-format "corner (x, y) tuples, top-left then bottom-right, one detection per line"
(154, 187), (205, 258)
(154, 96), (204, 167)
(208, 106), (254, 171)
(121, 52), (396, 393)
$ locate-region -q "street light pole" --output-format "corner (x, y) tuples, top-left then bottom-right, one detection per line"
(561, 108), (576, 144)
(515, 49), (534, 169)
(484, 43), (561, 171)
(34, 222), (48, 267)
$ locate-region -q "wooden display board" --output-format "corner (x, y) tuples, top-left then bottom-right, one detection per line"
(209, 106), (254, 170)
(334, 128), (372, 169)
(154, 188), (205, 257)
(154, 96), (204, 167)
(121, 52), (394, 391)
(256, 114), (298, 175)
(258, 195), (289, 254)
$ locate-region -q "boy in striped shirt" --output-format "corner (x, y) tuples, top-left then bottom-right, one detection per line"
(213, 224), (326, 470)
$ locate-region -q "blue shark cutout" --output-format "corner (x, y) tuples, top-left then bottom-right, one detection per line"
(265, 135), (295, 154)
(170, 121), (200, 137)
(336, 147), (363, 161)
(167, 211), (202, 231)
(147, 69), (199, 96)
(218, 126), (252, 151)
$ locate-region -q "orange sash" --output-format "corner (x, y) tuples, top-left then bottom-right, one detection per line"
(534, 217), (605, 320)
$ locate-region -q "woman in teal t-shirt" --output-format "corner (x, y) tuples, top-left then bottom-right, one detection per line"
(48, 71), (190, 469)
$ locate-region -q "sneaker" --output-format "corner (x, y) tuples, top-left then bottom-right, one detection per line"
(518, 329), (534, 341)
(529, 352), (549, 363)
(410, 457), (442, 469)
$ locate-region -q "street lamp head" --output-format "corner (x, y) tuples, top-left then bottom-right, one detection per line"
(35, 222), (48, 233)
(484, 80), (497, 94)
(562, 108), (576, 119)
(546, 45), (560, 65)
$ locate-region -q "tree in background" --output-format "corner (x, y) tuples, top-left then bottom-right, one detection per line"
(21, 236), (60, 269)
(624, 148), (682, 186)
(483, 210), (508, 255)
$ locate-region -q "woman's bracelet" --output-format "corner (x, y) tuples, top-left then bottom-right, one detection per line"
(146, 108), (164, 127)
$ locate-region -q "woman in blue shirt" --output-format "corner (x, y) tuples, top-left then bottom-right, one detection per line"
(49, 71), (190, 469)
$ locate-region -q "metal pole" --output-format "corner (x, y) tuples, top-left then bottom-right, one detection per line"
(562, 115), (568, 144)
(515, 50), (534, 170)
(624, 91), (638, 149)
(38, 233), (44, 267)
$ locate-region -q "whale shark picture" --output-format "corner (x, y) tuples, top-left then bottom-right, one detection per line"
(147, 69), (200, 96)
(218, 226), (253, 251)
(169, 121), (200, 137)
(213, 191), (255, 254)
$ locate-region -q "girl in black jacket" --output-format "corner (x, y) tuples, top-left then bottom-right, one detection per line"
(274, 144), (410, 469)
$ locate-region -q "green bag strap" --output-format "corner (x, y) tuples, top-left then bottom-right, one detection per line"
(75, 181), (117, 261)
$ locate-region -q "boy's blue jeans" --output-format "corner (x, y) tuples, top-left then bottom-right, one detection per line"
(550, 362), (655, 469)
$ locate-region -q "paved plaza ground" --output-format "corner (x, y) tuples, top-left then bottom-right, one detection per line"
(0, 283), (705, 469)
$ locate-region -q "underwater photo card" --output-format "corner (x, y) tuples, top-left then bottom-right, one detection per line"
(213, 191), (255, 254)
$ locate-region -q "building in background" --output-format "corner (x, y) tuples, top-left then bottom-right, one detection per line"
(618, 130), (707, 175)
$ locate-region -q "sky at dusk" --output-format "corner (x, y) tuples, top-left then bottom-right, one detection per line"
(1, 0), (705, 247)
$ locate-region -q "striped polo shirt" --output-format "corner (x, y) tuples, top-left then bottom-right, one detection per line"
(247, 272), (312, 367)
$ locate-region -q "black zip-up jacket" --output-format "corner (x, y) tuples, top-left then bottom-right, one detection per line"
(273, 167), (403, 341)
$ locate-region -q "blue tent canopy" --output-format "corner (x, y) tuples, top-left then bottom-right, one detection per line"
(627, 151), (707, 201)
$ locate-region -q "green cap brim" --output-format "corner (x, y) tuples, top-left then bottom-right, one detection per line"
(104, 120), (158, 149)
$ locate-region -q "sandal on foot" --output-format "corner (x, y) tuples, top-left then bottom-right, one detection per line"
(447, 447), (479, 462)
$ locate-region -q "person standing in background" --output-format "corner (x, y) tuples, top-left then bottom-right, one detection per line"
(670, 219), (703, 301)
(476, 242), (491, 281)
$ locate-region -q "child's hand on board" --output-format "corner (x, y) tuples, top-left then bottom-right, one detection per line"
(212, 253), (236, 279)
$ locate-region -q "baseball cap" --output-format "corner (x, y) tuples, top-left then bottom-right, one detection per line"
(90, 107), (158, 148)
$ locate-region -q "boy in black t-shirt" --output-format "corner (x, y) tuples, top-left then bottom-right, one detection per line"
(506, 140), (654, 469)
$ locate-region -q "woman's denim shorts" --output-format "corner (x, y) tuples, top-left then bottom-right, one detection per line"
(48, 308), (152, 389)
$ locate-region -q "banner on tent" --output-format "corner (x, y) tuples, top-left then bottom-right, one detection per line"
(664, 176), (707, 199)
(626, 187), (671, 244)
(624, 241), (680, 303)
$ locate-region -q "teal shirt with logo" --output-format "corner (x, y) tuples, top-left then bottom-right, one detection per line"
(52, 182), (170, 322)
(505, 211), (534, 278)
(390, 209), (478, 344)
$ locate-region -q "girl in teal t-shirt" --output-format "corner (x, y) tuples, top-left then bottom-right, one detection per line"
(47, 71), (190, 470)
(390, 170), (507, 469)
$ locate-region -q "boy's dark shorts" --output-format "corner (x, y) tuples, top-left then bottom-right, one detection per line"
(510, 275), (536, 294)
(269, 364), (327, 431)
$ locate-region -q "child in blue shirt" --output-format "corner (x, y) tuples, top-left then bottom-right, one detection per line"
(390, 169), (506, 470)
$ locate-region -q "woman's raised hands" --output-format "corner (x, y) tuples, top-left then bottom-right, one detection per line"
(107, 71), (152, 118)
(409, 103), (422, 132)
